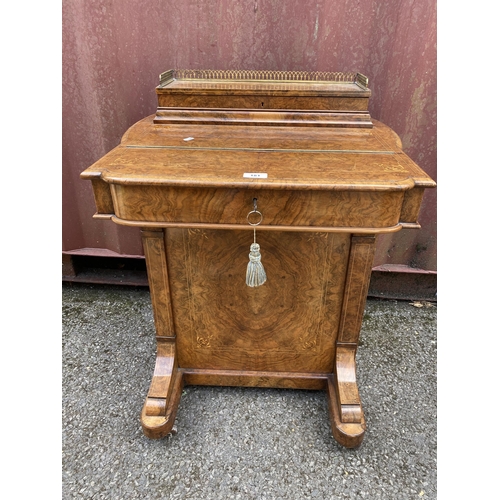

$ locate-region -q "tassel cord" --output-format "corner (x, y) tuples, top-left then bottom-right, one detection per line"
(246, 200), (266, 287)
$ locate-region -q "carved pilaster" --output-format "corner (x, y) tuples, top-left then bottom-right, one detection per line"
(141, 229), (182, 438)
(327, 235), (376, 447)
(141, 229), (176, 339)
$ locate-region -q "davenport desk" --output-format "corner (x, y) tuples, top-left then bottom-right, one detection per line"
(81, 70), (436, 447)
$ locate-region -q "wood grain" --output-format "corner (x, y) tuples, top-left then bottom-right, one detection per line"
(141, 229), (175, 339)
(141, 340), (183, 438)
(166, 228), (349, 373)
(327, 375), (365, 448)
(400, 187), (425, 225)
(122, 115), (397, 150)
(93, 145), (418, 190)
(182, 368), (328, 390)
(141, 367), (184, 439)
(157, 95), (370, 111)
(337, 236), (377, 344)
(90, 178), (114, 215)
(335, 345), (362, 424)
(112, 184), (405, 229)
(154, 107), (372, 127)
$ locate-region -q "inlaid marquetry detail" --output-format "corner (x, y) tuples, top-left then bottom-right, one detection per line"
(308, 232), (328, 242)
(165, 229), (349, 372)
(187, 228), (209, 240)
(300, 337), (318, 350)
(383, 164), (405, 172)
(196, 332), (213, 348)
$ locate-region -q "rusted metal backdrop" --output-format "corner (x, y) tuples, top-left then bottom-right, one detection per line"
(62, 0), (436, 290)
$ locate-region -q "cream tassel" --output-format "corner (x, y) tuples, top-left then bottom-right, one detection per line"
(246, 242), (267, 287)
(246, 199), (267, 287)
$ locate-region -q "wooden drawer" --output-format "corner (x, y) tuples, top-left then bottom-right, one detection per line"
(110, 184), (405, 229)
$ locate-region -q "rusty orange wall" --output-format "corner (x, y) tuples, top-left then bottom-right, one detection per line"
(63, 0), (436, 271)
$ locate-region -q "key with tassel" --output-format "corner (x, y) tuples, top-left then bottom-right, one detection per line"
(246, 198), (267, 287)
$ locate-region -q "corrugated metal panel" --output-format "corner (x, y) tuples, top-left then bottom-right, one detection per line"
(62, 0), (436, 272)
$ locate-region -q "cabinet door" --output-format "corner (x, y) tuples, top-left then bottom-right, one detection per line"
(165, 228), (351, 374)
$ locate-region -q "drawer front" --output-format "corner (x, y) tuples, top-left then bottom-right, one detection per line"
(157, 95), (369, 111)
(111, 184), (404, 228)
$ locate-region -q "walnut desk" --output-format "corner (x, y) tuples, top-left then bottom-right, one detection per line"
(81, 70), (436, 447)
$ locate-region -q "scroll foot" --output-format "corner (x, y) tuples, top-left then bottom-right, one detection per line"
(140, 340), (184, 439)
(326, 345), (366, 448)
(327, 375), (365, 448)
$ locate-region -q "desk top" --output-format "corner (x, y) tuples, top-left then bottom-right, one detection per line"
(82, 115), (435, 192)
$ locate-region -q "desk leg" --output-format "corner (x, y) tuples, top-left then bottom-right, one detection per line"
(328, 235), (376, 448)
(141, 229), (183, 438)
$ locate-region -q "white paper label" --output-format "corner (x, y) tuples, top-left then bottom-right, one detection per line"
(243, 172), (268, 179)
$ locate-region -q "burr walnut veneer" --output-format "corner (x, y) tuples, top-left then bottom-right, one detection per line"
(81, 70), (435, 447)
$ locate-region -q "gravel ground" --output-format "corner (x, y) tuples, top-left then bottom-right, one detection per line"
(62, 283), (437, 499)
